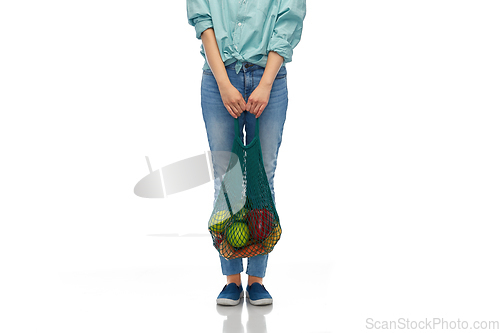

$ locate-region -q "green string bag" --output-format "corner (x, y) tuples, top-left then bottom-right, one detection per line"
(208, 117), (282, 259)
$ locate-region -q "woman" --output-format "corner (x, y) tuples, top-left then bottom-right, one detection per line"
(187, 0), (306, 306)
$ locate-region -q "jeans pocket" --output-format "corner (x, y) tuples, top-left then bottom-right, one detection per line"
(275, 66), (287, 80)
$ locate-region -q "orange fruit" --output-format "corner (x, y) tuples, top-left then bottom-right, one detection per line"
(219, 239), (235, 259)
(262, 223), (282, 251)
(231, 243), (266, 259)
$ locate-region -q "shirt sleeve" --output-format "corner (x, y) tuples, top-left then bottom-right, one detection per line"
(186, 0), (213, 40)
(267, 0), (306, 64)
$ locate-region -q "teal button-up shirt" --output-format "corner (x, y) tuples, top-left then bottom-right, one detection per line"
(187, 0), (306, 74)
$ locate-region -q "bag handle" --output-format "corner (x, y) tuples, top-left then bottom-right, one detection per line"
(234, 116), (259, 141)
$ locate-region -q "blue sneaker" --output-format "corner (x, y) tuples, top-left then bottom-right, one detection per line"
(216, 283), (244, 306)
(246, 283), (273, 305)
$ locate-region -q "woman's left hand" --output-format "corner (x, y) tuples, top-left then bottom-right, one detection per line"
(246, 83), (272, 118)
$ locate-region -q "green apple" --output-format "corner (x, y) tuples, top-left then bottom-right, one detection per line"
(226, 222), (250, 248)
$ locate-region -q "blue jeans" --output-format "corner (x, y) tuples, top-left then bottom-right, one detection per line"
(201, 62), (288, 278)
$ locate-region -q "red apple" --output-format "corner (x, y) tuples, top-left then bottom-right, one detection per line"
(247, 208), (274, 241)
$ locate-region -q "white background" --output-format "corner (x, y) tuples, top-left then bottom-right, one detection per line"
(1, 1), (499, 332)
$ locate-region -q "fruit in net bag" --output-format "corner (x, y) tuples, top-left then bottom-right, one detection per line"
(234, 207), (249, 222)
(209, 210), (230, 233)
(226, 221), (250, 248)
(262, 223), (282, 251)
(247, 208), (274, 241)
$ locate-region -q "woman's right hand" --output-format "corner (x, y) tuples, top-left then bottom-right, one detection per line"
(218, 82), (246, 118)
(200, 29), (246, 118)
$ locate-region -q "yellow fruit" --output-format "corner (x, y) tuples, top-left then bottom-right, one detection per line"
(209, 210), (231, 232)
(262, 223), (282, 251)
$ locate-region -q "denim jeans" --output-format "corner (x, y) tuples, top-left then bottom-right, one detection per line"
(201, 62), (288, 278)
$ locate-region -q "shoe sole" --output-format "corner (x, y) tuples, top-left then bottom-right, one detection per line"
(216, 290), (244, 306)
(246, 291), (273, 306)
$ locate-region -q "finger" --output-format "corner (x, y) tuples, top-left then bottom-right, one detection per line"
(245, 99), (252, 112)
(247, 100), (254, 114)
(256, 104), (266, 118)
(253, 102), (261, 115)
(247, 95), (255, 112)
(243, 96), (250, 111)
(231, 103), (240, 117)
(246, 98), (254, 114)
(237, 99), (246, 115)
(225, 104), (237, 118)
(251, 102), (260, 115)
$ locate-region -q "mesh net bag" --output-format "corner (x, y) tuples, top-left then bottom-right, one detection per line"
(208, 117), (282, 259)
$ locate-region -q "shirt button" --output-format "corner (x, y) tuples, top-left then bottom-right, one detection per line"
(238, 22), (242, 26)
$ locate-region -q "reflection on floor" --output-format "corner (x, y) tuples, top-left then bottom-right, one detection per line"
(57, 236), (332, 332)
(217, 299), (272, 333)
